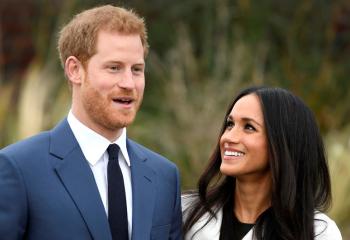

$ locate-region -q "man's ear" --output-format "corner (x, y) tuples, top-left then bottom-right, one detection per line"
(65, 56), (84, 85)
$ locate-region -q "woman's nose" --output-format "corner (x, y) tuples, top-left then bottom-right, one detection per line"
(221, 126), (241, 144)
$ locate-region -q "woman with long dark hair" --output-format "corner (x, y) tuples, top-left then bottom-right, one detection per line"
(183, 86), (342, 240)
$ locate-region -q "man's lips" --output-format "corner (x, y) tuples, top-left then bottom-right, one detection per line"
(112, 97), (134, 105)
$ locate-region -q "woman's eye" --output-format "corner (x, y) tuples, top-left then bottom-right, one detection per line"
(225, 119), (234, 129)
(245, 124), (256, 131)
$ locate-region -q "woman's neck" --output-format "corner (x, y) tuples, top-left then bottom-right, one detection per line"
(233, 173), (272, 224)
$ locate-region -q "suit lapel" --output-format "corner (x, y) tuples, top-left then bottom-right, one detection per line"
(50, 120), (112, 240)
(127, 140), (156, 240)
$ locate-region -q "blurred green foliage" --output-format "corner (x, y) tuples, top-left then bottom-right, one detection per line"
(0, 0), (350, 237)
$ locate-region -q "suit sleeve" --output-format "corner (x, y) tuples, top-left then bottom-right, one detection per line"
(169, 166), (183, 240)
(0, 153), (28, 239)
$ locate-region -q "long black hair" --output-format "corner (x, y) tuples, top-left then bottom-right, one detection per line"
(183, 86), (331, 240)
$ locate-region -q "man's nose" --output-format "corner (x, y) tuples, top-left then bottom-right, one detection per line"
(117, 69), (135, 89)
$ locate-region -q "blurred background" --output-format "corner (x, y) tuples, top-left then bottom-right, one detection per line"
(0, 0), (349, 237)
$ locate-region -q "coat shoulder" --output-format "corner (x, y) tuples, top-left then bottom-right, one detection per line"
(127, 139), (178, 170)
(182, 194), (222, 240)
(0, 131), (50, 160)
(314, 212), (342, 240)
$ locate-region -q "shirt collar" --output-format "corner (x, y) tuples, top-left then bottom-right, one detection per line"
(67, 110), (131, 166)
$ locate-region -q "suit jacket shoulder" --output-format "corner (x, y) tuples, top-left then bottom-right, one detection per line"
(0, 119), (111, 240)
(1, 130), (50, 160)
(127, 139), (179, 174)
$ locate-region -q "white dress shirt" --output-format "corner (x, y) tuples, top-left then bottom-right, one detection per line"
(67, 111), (133, 239)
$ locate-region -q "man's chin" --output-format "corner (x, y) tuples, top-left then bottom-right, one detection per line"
(109, 117), (135, 129)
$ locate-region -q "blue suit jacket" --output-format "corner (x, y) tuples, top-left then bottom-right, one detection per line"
(0, 119), (182, 240)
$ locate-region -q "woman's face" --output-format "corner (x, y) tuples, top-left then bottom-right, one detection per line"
(220, 93), (269, 180)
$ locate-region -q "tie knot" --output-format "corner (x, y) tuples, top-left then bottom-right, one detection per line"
(107, 144), (120, 160)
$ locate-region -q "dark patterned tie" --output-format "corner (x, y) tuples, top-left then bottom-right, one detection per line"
(107, 144), (128, 240)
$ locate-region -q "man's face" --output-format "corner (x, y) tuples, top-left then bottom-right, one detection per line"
(75, 30), (145, 140)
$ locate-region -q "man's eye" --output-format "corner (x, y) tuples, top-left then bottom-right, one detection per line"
(109, 65), (121, 71)
(132, 66), (144, 74)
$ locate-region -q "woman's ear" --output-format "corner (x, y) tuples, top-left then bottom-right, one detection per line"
(64, 56), (84, 85)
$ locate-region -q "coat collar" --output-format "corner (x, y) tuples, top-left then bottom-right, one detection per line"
(49, 120), (158, 239)
(50, 119), (112, 240)
(127, 139), (157, 239)
(183, 204), (253, 240)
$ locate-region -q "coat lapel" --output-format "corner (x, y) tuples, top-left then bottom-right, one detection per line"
(50, 120), (112, 240)
(186, 207), (254, 240)
(127, 140), (156, 240)
(185, 208), (222, 240)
